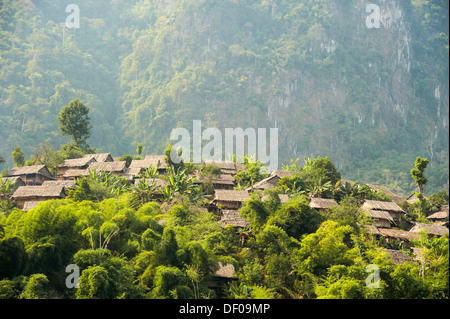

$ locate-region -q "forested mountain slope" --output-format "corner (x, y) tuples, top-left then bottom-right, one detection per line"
(0, 0), (448, 195)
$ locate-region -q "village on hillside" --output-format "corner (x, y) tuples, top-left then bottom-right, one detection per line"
(1, 152), (448, 272)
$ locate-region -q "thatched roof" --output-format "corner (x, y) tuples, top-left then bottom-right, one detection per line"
(385, 249), (413, 264)
(246, 175), (280, 191)
(143, 155), (168, 168)
(23, 201), (41, 212)
(58, 157), (96, 169)
(220, 210), (248, 228)
(193, 173), (236, 186)
(211, 174), (236, 186)
(270, 170), (295, 178)
(89, 161), (126, 173)
(427, 205), (449, 221)
(409, 223), (449, 236)
(63, 169), (89, 178)
(134, 178), (168, 188)
(84, 153), (113, 163)
(361, 200), (404, 213)
(8, 165), (54, 179)
(1, 176), (25, 186)
(42, 180), (77, 189)
(366, 210), (395, 223)
(214, 262), (237, 279)
(12, 185), (66, 199)
(203, 160), (244, 174)
(214, 190), (250, 202)
(378, 228), (419, 241)
(365, 225), (381, 236)
(309, 197), (339, 209)
(122, 167), (144, 178)
(261, 193), (289, 203)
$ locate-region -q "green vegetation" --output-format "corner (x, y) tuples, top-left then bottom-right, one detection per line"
(0, 153), (448, 299)
(58, 98), (92, 150)
(0, 0), (448, 300)
(0, 0), (448, 195)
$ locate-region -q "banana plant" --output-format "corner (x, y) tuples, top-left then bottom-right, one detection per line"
(132, 178), (157, 204)
(0, 178), (16, 201)
(161, 167), (202, 202)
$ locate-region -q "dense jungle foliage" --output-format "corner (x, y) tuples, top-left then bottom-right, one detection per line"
(0, 150), (448, 299)
(0, 0), (448, 196)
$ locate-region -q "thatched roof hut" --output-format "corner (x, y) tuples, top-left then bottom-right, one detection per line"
(122, 167), (145, 180)
(1, 176), (25, 188)
(83, 153), (114, 163)
(309, 197), (339, 212)
(220, 210), (249, 228)
(214, 262), (237, 279)
(362, 200), (405, 221)
(89, 161), (127, 174)
(57, 157), (96, 176)
(7, 165), (55, 185)
(409, 222), (449, 237)
(378, 228), (419, 245)
(145, 155), (168, 168)
(203, 160), (244, 175)
(192, 173), (236, 189)
(214, 190), (250, 202)
(367, 210), (396, 228)
(427, 205), (449, 222)
(246, 175), (280, 192)
(362, 200), (404, 212)
(12, 185), (67, 209)
(260, 193), (289, 203)
(12, 185), (67, 199)
(269, 170), (295, 178)
(23, 201), (41, 212)
(63, 169), (89, 180)
(213, 190), (250, 210)
(385, 249), (413, 264)
(42, 180), (77, 189)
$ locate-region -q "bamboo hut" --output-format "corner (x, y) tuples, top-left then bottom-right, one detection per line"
(12, 185), (67, 209)
(361, 200), (405, 222)
(57, 157), (96, 177)
(83, 153), (114, 163)
(213, 190), (250, 210)
(88, 161), (127, 175)
(309, 197), (339, 214)
(366, 210), (396, 228)
(7, 165), (55, 185)
(219, 210), (249, 228)
(427, 205), (449, 224)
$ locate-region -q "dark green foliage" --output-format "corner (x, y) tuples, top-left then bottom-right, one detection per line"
(12, 146), (24, 168)
(58, 99), (92, 149)
(267, 195), (326, 239)
(411, 157), (429, 194)
(0, 237), (27, 279)
(120, 154), (133, 168)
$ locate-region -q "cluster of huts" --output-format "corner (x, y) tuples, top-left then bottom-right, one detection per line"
(2, 155), (448, 260)
(1, 154), (449, 286)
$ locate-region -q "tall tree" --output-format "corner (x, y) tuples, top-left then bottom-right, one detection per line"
(12, 146), (25, 167)
(411, 157), (429, 195)
(136, 143), (144, 157)
(58, 99), (92, 149)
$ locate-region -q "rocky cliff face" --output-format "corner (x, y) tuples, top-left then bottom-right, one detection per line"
(0, 0), (447, 193)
